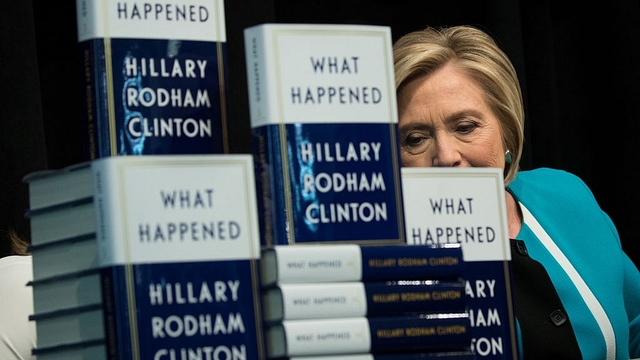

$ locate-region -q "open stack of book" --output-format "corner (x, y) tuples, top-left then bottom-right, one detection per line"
(259, 243), (476, 359)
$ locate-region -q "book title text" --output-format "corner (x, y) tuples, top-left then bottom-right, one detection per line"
(137, 188), (243, 242)
(290, 56), (382, 105)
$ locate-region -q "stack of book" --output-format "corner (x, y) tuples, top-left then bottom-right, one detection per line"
(242, 22), (475, 360)
(22, 162), (106, 359)
(401, 168), (518, 360)
(259, 243), (476, 359)
(23, 0), (247, 358)
(24, 155), (269, 360)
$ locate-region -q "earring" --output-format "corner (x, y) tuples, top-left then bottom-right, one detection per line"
(505, 150), (512, 164)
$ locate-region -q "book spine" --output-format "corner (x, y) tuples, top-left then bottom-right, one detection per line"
(91, 158), (123, 267)
(244, 24), (405, 246)
(266, 314), (471, 358)
(244, 25), (287, 247)
(288, 351), (477, 359)
(77, 37), (98, 160)
(100, 266), (125, 360)
(76, 0), (111, 159)
(263, 280), (466, 322)
(252, 124), (286, 247)
(262, 244), (464, 286)
(359, 244), (464, 280)
(76, 0), (229, 158)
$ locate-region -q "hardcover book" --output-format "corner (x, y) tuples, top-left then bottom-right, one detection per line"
(29, 235), (98, 281)
(30, 270), (102, 315)
(25, 199), (95, 247)
(76, 0), (230, 158)
(401, 168), (517, 360)
(263, 280), (466, 322)
(32, 340), (107, 360)
(91, 154), (266, 360)
(289, 352), (476, 359)
(243, 23), (405, 246)
(22, 161), (92, 211)
(30, 304), (105, 350)
(265, 313), (471, 358)
(261, 243), (464, 287)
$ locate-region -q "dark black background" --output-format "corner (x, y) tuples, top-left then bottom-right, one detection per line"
(2, 1), (638, 266)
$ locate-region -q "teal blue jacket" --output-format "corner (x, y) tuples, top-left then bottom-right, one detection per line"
(508, 168), (640, 359)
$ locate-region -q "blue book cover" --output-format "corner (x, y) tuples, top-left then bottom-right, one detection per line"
(92, 155), (266, 360)
(402, 168), (518, 360)
(244, 23), (405, 246)
(76, 0), (229, 158)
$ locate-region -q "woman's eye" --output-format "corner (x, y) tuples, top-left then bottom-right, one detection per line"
(456, 122), (478, 134)
(402, 133), (429, 154)
(405, 133), (425, 146)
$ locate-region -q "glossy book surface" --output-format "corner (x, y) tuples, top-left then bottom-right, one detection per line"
(91, 155), (265, 359)
(76, 0), (230, 158)
(244, 23), (405, 246)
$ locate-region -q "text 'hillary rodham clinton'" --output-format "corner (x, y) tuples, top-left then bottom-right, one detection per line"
(148, 279), (249, 360)
(301, 142), (388, 224)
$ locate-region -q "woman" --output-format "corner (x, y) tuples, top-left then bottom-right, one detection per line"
(393, 25), (640, 359)
(0, 230), (36, 360)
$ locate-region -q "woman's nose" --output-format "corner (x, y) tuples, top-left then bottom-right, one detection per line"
(432, 137), (462, 167)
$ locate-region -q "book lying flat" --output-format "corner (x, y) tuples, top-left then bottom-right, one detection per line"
(25, 199), (95, 247)
(265, 313), (471, 358)
(29, 269), (102, 315)
(29, 304), (105, 349)
(29, 234), (98, 281)
(31, 339), (106, 360)
(22, 161), (92, 211)
(263, 280), (467, 322)
(261, 243), (464, 287)
(288, 351), (477, 359)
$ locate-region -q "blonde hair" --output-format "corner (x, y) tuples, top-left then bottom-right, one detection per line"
(0, 229), (30, 258)
(393, 25), (524, 185)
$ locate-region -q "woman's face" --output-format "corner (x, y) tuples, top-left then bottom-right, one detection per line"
(397, 63), (505, 169)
